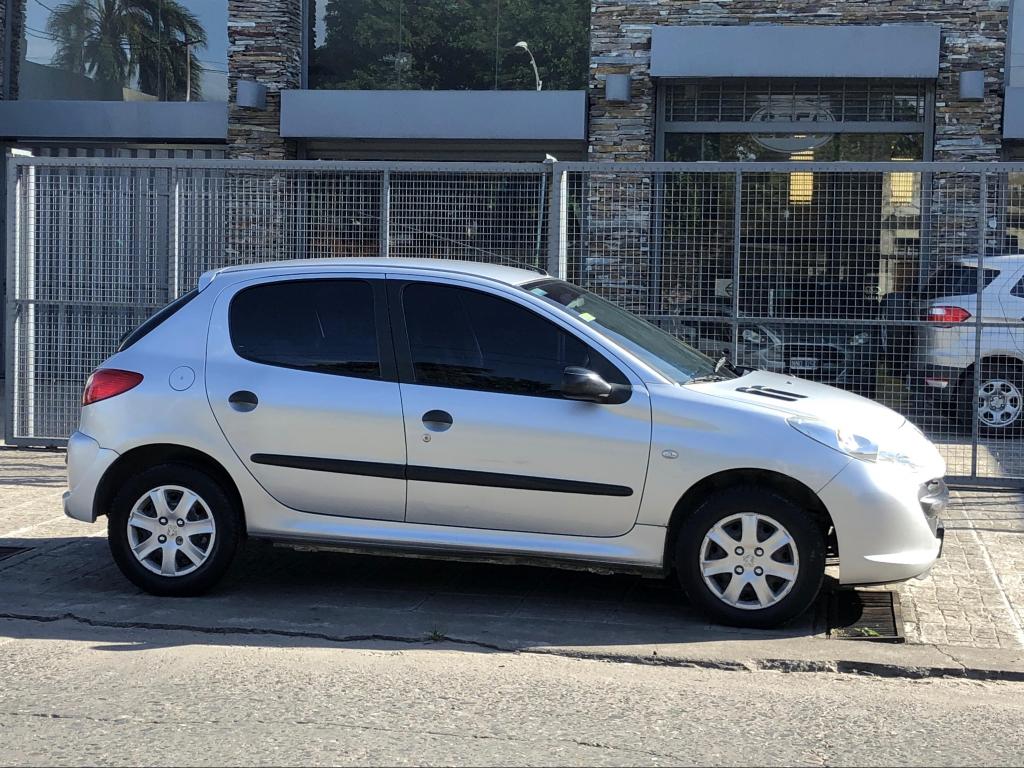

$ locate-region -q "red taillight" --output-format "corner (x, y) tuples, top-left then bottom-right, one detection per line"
(925, 305), (972, 324)
(82, 369), (143, 406)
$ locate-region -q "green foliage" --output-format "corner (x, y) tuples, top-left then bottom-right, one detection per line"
(46, 0), (206, 100)
(310, 0), (589, 91)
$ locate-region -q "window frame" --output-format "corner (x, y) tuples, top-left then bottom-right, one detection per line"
(654, 77), (936, 161)
(387, 278), (632, 401)
(227, 277), (397, 382)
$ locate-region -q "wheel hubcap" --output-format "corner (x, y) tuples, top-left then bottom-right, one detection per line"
(126, 485), (216, 577)
(977, 378), (1022, 428)
(699, 513), (800, 611)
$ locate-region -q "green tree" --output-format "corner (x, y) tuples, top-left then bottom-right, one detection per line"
(310, 0), (588, 91)
(46, 0), (206, 100)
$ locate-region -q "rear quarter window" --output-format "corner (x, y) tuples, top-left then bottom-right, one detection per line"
(117, 289), (199, 352)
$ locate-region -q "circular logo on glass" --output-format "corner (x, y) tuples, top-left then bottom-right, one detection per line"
(749, 101), (836, 154)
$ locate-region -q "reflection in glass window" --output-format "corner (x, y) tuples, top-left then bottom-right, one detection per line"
(664, 133), (924, 163)
(19, 0), (227, 101)
(309, 0), (588, 91)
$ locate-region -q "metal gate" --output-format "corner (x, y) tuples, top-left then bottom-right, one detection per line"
(7, 155), (1024, 487)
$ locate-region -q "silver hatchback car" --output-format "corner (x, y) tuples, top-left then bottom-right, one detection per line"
(64, 259), (947, 628)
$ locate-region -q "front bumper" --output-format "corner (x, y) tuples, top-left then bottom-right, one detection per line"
(63, 431), (118, 523)
(818, 462), (946, 585)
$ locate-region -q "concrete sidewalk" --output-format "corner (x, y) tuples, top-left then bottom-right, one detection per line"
(1, 448), (1022, 679)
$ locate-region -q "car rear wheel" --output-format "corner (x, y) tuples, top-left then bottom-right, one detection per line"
(675, 486), (825, 628)
(108, 463), (241, 596)
(961, 363), (1024, 436)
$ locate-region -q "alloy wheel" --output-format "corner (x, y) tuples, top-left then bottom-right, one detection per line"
(126, 485), (217, 577)
(977, 378), (1023, 429)
(699, 512), (800, 611)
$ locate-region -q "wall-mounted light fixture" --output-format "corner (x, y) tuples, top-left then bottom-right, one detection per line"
(605, 73), (632, 103)
(959, 70), (985, 102)
(236, 80), (268, 110)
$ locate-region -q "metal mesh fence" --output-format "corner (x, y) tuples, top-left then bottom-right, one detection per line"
(7, 156), (1024, 486)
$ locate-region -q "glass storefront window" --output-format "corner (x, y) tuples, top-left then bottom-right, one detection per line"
(664, 133), (925, 163)
(18, 0), (227, 101)
(309, 0), (589, 91)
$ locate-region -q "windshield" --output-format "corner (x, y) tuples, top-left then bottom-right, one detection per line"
(523, 279), (730, 383)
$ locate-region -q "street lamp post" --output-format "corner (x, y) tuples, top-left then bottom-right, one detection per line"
(514, 41), (542, 91)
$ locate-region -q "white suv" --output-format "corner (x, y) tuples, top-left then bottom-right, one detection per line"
(914, 254), (1024, 434)
(64, 259), (946, 628)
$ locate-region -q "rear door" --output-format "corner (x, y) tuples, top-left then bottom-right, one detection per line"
(205, 275), (407, 521)
(390, 277), (652, 538)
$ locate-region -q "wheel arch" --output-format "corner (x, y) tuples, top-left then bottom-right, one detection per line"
(94, 443), (245, 531)
(663, 468), (835, 572)
(960, 354), (1024, 386)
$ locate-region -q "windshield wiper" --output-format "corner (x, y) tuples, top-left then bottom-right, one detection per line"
(687, 355), (749, 385)
(687, 373), (729, 384)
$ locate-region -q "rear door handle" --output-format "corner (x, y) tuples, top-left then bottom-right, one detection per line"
(228, 390), (259, 413)
(422, 409), (453, 432)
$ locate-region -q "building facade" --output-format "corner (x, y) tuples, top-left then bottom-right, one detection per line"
(2, 0), (1024, 161)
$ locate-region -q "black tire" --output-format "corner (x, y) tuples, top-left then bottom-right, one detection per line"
(674, 485), (826, 629)
(959, 362), (1024, 437)
(107, 463), (242, 596)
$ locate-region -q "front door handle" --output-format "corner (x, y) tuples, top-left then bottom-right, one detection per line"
(422, 409), (453, 432)
(228, 390), (259, 413)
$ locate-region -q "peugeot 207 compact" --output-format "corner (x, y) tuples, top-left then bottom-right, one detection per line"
(64, 259), (947, 628)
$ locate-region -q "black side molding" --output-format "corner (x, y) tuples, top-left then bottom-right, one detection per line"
(251, 453), (632, 497)
(406, 465), (632, 497)
(251, 454), (405, 480)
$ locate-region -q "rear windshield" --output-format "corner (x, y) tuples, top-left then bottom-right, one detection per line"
(117, 289), (199, 352)
(923, 264), (999, 298)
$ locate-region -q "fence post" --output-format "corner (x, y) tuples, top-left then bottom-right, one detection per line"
(971, 172), (988, 480)
(167, 166), (178, 299)
(379, 170), (390, 259)
(731, 170), (743, 351)
(547, 162), (567, 279)
(4, 154), (18, 446)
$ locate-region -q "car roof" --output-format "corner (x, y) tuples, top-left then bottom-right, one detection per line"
(960, 253), (1024, 268)
(199, 258), (547, 290)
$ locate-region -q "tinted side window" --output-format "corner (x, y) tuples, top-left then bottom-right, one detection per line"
(924, 265), (999, 298)
(403, 283), (627, 397)
(230, 280), (380, 379)
(1011, 275), (1024, 299)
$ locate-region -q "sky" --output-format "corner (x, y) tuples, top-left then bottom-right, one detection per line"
(21, 0), (229, 101)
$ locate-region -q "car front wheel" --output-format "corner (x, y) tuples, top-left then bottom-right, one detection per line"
(108, 463), (241, 596)
(675, 486), (826, 628)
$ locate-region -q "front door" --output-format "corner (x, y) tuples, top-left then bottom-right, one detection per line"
(391, 279), (652, 538)
(206, 275), (407, 521)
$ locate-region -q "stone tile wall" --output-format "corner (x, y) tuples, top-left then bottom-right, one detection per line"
(228, 0), (302, 159)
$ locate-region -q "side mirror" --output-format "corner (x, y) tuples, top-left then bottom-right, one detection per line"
(561, 366), (613, 402)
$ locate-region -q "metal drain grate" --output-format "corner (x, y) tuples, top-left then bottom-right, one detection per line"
(0, 547), (30, 563)
(828, 589), (905, 643)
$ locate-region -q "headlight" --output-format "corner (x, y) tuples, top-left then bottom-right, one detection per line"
(788, 416), (926, 469)
(848, 332), (870, 346)
(788, 417), (879, 462)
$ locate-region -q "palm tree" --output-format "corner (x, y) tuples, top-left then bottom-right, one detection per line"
(46, 0), (206, 101)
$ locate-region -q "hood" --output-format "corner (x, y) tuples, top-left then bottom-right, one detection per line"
(687, 370), (906, 434)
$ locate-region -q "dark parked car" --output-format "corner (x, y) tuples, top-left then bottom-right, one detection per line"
(676, 279), (880, 398)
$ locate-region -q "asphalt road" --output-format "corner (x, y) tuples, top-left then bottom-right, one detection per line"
(1, 618), (1022, 767)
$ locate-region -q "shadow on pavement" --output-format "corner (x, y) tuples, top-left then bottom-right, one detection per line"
(0, 535), (825, 654)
